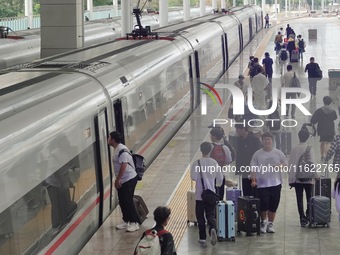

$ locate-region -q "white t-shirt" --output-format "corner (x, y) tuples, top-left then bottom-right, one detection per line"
(250, 148), (288, 188)
(190, 157), (224, 201)
(113, 143), (137, 184)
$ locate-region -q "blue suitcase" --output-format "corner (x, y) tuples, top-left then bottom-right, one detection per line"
(226, 188), (242, 218)
(216, 201), (235, 241)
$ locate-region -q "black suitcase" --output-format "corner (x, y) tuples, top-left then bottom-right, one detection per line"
(309, 196), (330, 228)
(237, 196), (260, 236)
(281, 131), (292, 155)
(133, 195), (149, 224)
(314, 177), (332, 210)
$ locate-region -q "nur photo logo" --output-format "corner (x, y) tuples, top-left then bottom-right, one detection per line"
(200, 82), (223, 115)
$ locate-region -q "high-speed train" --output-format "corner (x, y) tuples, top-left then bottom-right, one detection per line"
(0, 7), (212, 70)
(0, 5), (262, 255)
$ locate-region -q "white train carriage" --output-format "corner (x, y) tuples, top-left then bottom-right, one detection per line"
(0, 6), (261, 255)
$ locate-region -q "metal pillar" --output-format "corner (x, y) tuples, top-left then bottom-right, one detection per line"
(200, 0), (205, 16)
(121, 0), (131, 37)
(160, 0), (169, 27)
(275, 0), (278, 20)
(221, 0), (226, 9)
(24, 0), (33, 29)
(183, 0), (190, 21)
(285, 0), (288, 16)
(87, 0), (93, 20)
(112, 0), (118, 16)
(262, 0), (265, 14)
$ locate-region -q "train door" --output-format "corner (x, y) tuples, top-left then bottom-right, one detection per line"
(249, 18), (253, 41)
(189, 54), (195, 112)
(194, 51), (201, 109)
(238, 24), (243, 53)
(224, 33), (229, 70)
(95, 108), (113, 224)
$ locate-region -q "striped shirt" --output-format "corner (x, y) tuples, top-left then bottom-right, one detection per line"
(325, 135), (340, 164)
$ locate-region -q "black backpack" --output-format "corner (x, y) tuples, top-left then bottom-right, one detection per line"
(119, 149), (146, 181)
(280, 50), (288, 61)
(298, 39), (304, 49)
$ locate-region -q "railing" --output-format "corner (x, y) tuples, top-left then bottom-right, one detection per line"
(0, 6), (121, 32)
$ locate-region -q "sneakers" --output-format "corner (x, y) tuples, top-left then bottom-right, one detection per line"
(260, 220), (267, 234)
(300, 217), (309, 227)
(198, 239), (206, 244)
(126, 222), (140, 232)
(116, 221), (128, 229)
(267, 222), (275, 233)
(210, 229), (217, 246)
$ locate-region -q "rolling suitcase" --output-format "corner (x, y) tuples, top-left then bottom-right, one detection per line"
(309, 196), (330, 228)
(281, 131), (292, 155)
(133, 195), (149, 225)
(314, 177), (332, 211)
(237, 196), (260, 236)
(216, 201), (235, 241)
(309, 173), (331, 228)
(226, 187), (242, 218)
(187, 181), (197, 224)
(291, 50), (299, 62)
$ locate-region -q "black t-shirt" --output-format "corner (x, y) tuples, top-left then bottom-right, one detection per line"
(305, 62), (320, 78)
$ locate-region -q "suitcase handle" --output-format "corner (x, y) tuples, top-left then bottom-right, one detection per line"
(253, 210), (259, 220)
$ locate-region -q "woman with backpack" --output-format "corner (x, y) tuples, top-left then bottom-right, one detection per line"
(297, 35), (306, 60)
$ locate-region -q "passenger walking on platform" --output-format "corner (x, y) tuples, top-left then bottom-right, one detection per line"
(251, 65), (269, 111)
(108, 131), (140, 232)
(288, 130), (316, 227)
(209, 127), (233, 200)
(281, 64), (299, 118)
(286, 37), (296, 62)
(234, 74), (248, 96)
(266, 100), (281, 149)
(235, 124), (262, 196)
(286, 24), (293, 39)
(262, 52), (273, 99)
(331, 176), (340, 231)
(274, 31), (283, 55)
(304, 57), (321, 97)
(190, 142), (223, 246)
(135, 206), (177, 255)
(310, 96), (337, 162)
(324, 135), (340, 165)
(296, 35), (306, 60)
(250, 132), (288, 234)
(264, 14), (270, 28)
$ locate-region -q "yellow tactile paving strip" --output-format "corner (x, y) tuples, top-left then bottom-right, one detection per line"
(165, 168), (191, 248)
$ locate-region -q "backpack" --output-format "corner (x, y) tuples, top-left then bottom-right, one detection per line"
(210, 143), (227, 166)
(223, 136), (236, 162)
(289, 72), (301, 87)
(268, 110), (281, 131)
(280, 50), (288, 61)
(298, 39), (304, 49)
(135, 229), (168, 255)
(119, 149), (146, 181)
(296, 146), (315, 181)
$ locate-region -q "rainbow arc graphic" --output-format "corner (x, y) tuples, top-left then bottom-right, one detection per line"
(199, 82), (223, 115)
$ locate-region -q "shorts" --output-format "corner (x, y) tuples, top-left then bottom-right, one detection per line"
(320, 135), (334, 143)
(257, 184), (282, 212)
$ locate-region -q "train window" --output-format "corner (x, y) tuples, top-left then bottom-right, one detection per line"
(0, 145), (98, 255)
(120, 76), (129, 86)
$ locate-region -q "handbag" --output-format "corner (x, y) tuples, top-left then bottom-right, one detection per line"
(316, 68), (323, 81)
(198, 160), (220, 205)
